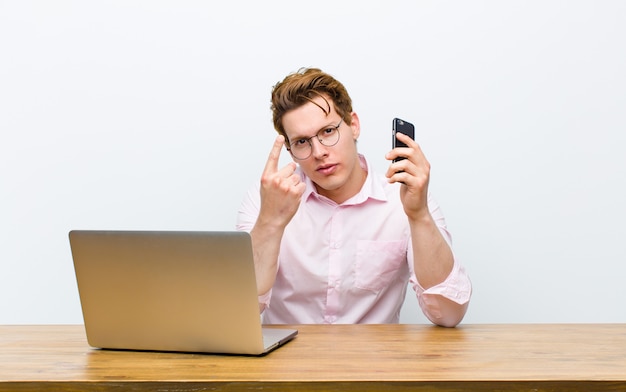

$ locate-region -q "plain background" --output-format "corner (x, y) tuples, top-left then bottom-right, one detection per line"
(1, 1), (625, 324)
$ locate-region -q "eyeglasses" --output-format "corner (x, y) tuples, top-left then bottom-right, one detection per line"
(286, 119), (343, 160)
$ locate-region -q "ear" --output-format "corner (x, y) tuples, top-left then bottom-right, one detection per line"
(349, 112), (361, 140)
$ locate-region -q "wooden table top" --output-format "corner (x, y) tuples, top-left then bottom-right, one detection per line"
(1, 324), (626, 391)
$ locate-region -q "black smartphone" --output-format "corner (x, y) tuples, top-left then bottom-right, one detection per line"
(392, 118), (415, 162)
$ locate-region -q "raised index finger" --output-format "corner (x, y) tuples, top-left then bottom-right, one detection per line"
(263, 135), (286, 175)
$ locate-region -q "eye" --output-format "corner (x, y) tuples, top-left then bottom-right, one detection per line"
(294, 138), (308, 146)
(322, 127), (336, 135)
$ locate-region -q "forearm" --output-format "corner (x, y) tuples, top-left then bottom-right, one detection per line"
(250, 221), (284, 296)
(409, 213), (454, 289)
(409, 211), (471, 327)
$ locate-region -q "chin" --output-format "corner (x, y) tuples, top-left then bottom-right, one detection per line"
(314, 177), (345, 193)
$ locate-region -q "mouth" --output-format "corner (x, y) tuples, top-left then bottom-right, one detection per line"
(316, 163), (338, 176)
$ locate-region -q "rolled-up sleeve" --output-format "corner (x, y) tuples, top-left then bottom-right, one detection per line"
(411, 259), (472, 327)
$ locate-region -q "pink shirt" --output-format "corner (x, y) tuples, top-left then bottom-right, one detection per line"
(237, 155), (471, 325)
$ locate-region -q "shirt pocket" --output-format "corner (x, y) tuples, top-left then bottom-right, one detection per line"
(354, 240), (407, 293)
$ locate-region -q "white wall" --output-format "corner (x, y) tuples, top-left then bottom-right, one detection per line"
(1, 1), (625, 324)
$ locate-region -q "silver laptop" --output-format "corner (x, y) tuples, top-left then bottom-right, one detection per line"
(69, 230), (297, 355)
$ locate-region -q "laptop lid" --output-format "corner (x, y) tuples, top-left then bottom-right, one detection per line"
(69, 230), (297, 355)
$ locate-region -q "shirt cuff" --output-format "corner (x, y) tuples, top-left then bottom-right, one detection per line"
(411, 259), (472, 326)
(413, 260), (472, 305)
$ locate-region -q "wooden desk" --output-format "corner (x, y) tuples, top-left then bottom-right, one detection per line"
(1, 324), (625, 391)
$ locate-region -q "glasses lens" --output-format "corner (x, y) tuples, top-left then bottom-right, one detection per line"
(318, 127), (340, 147)
(290, 141), (311, 160)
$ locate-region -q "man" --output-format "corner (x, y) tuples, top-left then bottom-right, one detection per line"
(237, 68), (471, 326)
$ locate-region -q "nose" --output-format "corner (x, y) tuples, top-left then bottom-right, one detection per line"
(310, 137), (329, 159)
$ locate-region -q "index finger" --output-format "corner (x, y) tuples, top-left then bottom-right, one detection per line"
(398, 133), (429, 167)
(263, 135), (286, 175)
(394, 131), (416, 147)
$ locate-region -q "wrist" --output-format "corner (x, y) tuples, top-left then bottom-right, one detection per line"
(406, 208), (432, 226)
(252, 212), (289, 240)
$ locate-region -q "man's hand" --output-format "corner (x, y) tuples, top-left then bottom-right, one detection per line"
(256, 135), (306, 231)
(385, 131), (431, 222)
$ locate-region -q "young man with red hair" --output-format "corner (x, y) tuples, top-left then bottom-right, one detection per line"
(237, 68), (471, 326)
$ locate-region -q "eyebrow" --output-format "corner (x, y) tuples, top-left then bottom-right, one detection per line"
(289, 121), (338, 140)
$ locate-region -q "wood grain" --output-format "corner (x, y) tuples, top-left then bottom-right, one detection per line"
(1, 324), (625, 391)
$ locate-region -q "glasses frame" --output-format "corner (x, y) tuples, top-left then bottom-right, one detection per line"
(286, 118), (343, 160)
